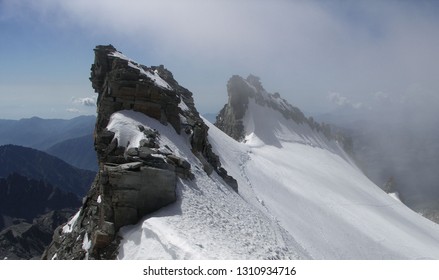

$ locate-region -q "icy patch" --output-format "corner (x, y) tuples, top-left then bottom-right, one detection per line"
(82, 233), (91, 251)
(179, 99), (190, 111)
(82, 233), (92, 260)
(62, 210), (80, 233)
(108, 50), (130, 61)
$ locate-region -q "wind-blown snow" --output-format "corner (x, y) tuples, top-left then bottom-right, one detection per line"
(113, 100), (439, 259)
(178, 99), (190, 112)
(389, 192), (403, 203)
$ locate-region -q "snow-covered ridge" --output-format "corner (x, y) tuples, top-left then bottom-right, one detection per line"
(107, 71), (439, 259)
(243, 76), (300, 117)
(245, 76), (337, 140)
(217, 74), (350, 155)
(114, 107), (439, 259)
(113, 110), (308, 259)
(207, 117), (439, 259)
(242, 75), (310, 123)
(109, 51), (173, 90)
(241, 98), (354, 165)
(49, 46), (439, 260)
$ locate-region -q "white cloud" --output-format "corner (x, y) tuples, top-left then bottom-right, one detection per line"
(2, 0), (439, 115)
(329, 92), (349, 107)
(72, 96), (96, 107)
(329, 92), (364, 110)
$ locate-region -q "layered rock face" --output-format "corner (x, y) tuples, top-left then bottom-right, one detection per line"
(43, 45), (236, 260)
(216, 74), (352, 151)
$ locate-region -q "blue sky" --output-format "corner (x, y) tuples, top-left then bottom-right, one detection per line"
(1, 0), (439, 120)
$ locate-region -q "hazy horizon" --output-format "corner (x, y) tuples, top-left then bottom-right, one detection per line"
(1, 0), (438, 123)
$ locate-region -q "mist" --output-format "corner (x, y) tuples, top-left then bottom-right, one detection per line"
(321, 90), (439, 210)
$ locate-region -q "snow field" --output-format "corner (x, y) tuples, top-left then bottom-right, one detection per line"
(111, 101), (439, 259)
(111, 111), (308, 259)
(207, 101), (439, 259)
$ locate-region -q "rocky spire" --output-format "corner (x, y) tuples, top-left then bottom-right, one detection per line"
(42, 45), (237, 260)
(216, 74), (309, 141)
(215, 74), (353, 152)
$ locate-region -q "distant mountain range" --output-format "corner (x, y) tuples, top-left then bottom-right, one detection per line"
(0, 145), (95, 197)
(0, 116), (98, 171)
(0, 145), (93, 259)
(46, 134), (97, 171)
(0, 115), (95, 150)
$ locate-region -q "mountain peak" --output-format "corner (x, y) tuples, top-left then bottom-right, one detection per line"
(40, 47), (439, 261)
(216, 75), (334, 143)
(216, 74), (308, 140)
(43, 45), (237, 260)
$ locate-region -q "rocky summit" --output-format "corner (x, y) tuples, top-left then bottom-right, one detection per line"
(42, 45), (237, 260)
(215, 74), (352, 151)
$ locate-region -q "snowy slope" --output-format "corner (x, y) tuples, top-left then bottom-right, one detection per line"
(113, 110), (308, 259)
(208, 101), (439, 259)
(114, 101), (439, 259)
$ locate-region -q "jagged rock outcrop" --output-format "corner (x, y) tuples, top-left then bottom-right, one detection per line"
(43, 45), (237, 260)
(382, 176), (396, 194)
(216, 74), (352, 151)
(0, 209), (75, 260)
(216, 74), (313, 141)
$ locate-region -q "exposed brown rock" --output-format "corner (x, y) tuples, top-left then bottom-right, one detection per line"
(42, 45), (237, 260)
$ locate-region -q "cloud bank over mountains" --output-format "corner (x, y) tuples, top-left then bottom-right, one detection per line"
(1, 0), (438, 117)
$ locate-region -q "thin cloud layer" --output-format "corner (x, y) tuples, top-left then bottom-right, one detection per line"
(2, 0), (439, 115)
(328, 92), (363, 109)
(66, 108), (80, 113)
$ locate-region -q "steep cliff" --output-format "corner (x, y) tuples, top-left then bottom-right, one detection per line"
(43, 45), (236, 260)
